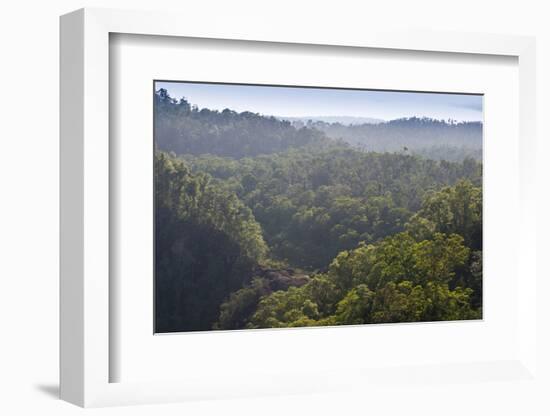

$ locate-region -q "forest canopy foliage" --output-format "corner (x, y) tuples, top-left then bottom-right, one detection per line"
(300, 117), (482, 161)
(154, 87), (483, 332)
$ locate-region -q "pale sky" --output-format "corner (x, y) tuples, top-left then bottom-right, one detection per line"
(155, 81), (483, 122)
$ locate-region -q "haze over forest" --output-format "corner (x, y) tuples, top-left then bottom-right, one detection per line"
(154, 84), (483, 333)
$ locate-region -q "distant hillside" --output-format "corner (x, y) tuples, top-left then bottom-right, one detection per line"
(280, 115), (384, 126)
(155, 89), (334, 158)
(307, 117), (483, 161)
(155, 89), (482, 162)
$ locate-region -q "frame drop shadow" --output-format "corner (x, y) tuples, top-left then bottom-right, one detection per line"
(34, 384), (59, 399)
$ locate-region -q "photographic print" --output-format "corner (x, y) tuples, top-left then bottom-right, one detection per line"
(154, 81), (482, 333)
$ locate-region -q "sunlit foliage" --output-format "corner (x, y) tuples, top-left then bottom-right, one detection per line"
(154, 89), (483, 332)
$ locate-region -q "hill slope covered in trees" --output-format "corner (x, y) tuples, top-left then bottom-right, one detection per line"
(297, 117), (483, 161)
(154, 89), (335, 158)
(154, 89), (483, 332)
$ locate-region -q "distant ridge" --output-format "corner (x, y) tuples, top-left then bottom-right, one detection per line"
(307, 116), (483, 161)
(278, 115), (384, 125)
(155, 89), (482, 162)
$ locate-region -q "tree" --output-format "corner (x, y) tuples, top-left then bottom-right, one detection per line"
(153, 90), (483, 331)
(215, 278), (270, 330)
(155, 152), (268, 332)
(407, 180), (482, 250)
(242, 232), (479, 329)
(333, 284), (374, 325)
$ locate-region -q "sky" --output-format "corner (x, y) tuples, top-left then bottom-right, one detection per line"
(155, 81), (483, 122)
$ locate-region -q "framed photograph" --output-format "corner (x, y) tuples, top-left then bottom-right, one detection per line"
(60, 8), (538, 408)
(152, 80), (484, 334)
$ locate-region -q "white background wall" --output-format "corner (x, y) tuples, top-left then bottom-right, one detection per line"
(0, 1), (548, 414)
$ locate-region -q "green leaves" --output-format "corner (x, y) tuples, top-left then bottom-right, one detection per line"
(154, 99), (483, 331)
(407, 179), (482, 250)
(156, 152), (268, 263)
(247, 276), (338, 329)
(185, 149), (481, 270)
(216, 278), (271, 330)
(334, 285), (374, 325)
(411, 233), (469, 285)
(326, 232), (469, 292)
(235, 231), (479, 330)
(155, 152), (269, 332)
(154, 89), (332, 158)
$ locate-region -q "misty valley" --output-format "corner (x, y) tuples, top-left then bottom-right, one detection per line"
(154, 86), (482, 333)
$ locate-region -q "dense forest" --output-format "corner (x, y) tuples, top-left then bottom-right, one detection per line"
(296, 118), (482, 161)
(154, 88), (335, 158)
(154, 88), (482, 333)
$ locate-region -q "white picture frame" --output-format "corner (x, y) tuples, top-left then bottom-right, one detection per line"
(60, 7), (537, 408)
